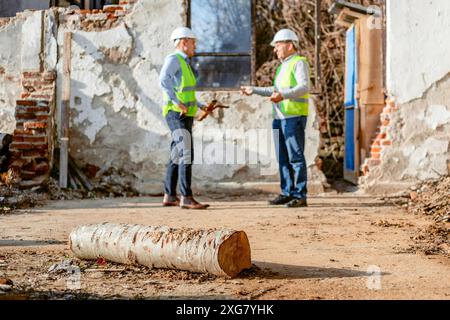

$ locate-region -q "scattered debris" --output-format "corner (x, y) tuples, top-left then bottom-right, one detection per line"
(371, 220), (413, 228)
(405, 176), (450, 257)
(0, 278), (13, 293)
(407, 176), (450, 222)
(48, 259), (78, 274)
(409, 224), (450, 257)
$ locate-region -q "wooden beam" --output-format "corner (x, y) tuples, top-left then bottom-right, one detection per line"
(59, 32), (72, 188)
(315, 0), (322, 89)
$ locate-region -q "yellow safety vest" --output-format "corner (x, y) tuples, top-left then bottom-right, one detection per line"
(162, 53), (198, 117)
(273, 55), (309, 116)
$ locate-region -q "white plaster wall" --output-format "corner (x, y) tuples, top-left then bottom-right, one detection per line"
(386, 0), (450, 104)
(362, 1), (450, 192)
(21, 10), (43, 72)
(0, 17), (23, 133)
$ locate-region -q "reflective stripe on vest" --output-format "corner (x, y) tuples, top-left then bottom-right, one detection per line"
(162, 53), (198, 117)
(273, 55), (309, 116)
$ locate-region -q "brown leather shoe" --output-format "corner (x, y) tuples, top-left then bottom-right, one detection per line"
(180, 196), (210, 210)
(162, 194), (180, 207)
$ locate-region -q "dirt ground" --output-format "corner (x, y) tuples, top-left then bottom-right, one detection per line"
(0, 192), (449, 300)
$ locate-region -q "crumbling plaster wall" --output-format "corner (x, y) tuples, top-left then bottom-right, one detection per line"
(0, 16), (23, 133)
(50, 0), (323, 194)
(362, 0), (450, 192)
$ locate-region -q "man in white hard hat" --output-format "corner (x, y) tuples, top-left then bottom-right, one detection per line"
(241, 29), (310, 208)
(159, 27), (209, 210)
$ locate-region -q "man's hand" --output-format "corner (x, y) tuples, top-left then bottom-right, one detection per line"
(240, 86), (253, 96)
(178, 103), (188, 115)
(270, 91), (284, 103)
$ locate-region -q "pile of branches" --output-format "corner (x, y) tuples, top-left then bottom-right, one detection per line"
(255, 0), (385, 179)
(407, 176), (450, 257)
(408, 176), (450, 223)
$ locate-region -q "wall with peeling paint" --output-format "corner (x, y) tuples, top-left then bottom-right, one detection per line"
(0, 14), (25, 133)
(361, 0), (450, 193)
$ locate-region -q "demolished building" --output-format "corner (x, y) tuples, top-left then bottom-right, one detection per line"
(0, 0), (448, 195)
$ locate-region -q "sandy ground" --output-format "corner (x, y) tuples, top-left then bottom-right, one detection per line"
(0, 193), (449, 300)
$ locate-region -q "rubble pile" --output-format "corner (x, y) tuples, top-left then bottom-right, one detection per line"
(407, 176), (450, 257)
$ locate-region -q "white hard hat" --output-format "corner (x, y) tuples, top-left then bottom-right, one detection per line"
(270, 29), (299, 47)
(170, 27), (196, 42)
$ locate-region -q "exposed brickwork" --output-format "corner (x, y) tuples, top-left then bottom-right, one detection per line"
(62, 2), (137, 31)
(5, 1), (139, 188)
(9, 70), (56, 188)
(360, 99), (398, 176)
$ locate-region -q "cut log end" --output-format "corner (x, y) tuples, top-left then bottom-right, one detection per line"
(218, 231), (251, 278)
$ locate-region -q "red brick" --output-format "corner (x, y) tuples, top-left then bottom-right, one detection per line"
(16, 106), (50, 113)
(35, 162), (49, 174)
(375, 132), (386, 140)
(21, 93), (31, 99)
(24, 122), (47, 130)
(381, 119), (390, 126)
(362, 164), (369, 175)
(32, 143), (49, 150)
(22, 149), (48, 158)
(22, 162), (36, 172)
(13, 129), (33, 135)
(29, 94), (52, 100)
(16, 99), (37, 106)
(35, 115), (49, 121)
(371, 152), (380, 159)
(12, 136), (24, 143)
(381, 140), (392, 146)
(370, 147), (381, 153)
(21, 170), (37, 180)
(23, 136), (47, 143)
(371, 139), (380, 147)
(10, 159), (25, 168)
(104, 6), (123, 13)
(10, 142), (33, 150)
(15, 113), (37, 120)
(43, 72), (56, 81)
(23, 72), (41, 78)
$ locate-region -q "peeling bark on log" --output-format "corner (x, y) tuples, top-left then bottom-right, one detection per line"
(69, 223), (252, 278)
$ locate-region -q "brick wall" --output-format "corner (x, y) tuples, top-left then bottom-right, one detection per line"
(9, 71), (56, 188)
(5, 1), (138, 188)
(361, 98), (396, 176)
(63, 1), (137, 31)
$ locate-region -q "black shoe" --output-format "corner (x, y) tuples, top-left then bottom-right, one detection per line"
(285, 198), (308, 208)
(268, 194), (293, 205)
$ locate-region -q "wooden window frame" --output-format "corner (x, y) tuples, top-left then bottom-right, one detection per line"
(186, 0), (256, 91)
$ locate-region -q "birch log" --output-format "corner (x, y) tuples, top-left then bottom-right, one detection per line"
(69, 223), (251, 277)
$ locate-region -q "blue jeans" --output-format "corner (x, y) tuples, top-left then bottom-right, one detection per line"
(272, 116), (308, 200)
(164, 111), (194, 197)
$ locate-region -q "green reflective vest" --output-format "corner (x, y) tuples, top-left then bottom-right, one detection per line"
(273, 55), (309, 116)
(162, 53), (198, 117)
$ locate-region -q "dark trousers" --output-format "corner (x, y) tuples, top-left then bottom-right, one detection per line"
(164, 111), (194, 197)
(272, 116), (308, 200)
